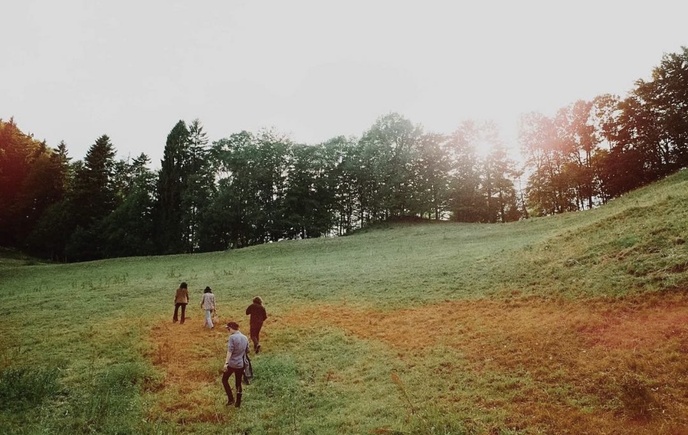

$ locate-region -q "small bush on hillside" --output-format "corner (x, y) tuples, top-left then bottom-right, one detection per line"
(0, 366), (61, 411)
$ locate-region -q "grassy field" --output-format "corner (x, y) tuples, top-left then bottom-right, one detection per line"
(1, 169), (687, 434)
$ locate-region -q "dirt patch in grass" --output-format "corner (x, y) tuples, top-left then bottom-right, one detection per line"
(144, 293), (688, 433)
(280, 292), (688, 434)
(145, 317), (231, 424)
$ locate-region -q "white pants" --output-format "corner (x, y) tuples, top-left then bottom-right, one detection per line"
(204, 309), (214, 328)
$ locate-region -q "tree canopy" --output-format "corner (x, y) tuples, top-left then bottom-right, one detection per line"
(3, 47), (688, 261)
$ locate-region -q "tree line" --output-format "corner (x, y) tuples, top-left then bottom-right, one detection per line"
(1, 47), (687, 262)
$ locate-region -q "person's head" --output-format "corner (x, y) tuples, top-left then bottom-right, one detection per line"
(180, 282), (188, 289)
(253, 296), (263, 305)
(226, 321), (240, 332)
(204, 286), (212, 293)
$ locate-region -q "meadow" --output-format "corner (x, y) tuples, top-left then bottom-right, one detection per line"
(1, 169), (687, 434)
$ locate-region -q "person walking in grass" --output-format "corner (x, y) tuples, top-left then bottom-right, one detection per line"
(173, 282), (189, 324)
(222, 321), (249, 408)
(245, 296), (267, 353)
(200, 286), (216, 329)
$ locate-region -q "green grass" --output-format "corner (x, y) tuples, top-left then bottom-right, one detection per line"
(1, 169), (687, 434)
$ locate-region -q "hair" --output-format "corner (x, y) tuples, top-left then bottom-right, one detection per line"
(253, 296), (263, 304)
(204, 286), (212, 293)
(180, 282), (188, 289)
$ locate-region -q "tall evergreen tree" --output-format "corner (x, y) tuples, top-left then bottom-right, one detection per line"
(16, 141), (69, 242)
(64, 134), (118, 261)
(71, 135), (117, 226)
(183, 119), (215, 252)
(98, 153), (156, 257)
(156, 120), (191, 254)
(0, 119), (66, 247)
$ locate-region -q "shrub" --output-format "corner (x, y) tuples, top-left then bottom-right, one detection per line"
(0, 366), (60, 411)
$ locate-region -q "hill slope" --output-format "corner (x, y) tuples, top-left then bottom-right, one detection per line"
(1, 169), (687, 434)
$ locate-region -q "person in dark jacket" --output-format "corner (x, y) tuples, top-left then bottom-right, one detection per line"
(245, 296), (267, 353)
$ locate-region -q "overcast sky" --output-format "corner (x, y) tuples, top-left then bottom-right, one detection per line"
(2, 0), (686, 165)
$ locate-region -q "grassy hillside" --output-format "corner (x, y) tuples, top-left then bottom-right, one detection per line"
(1, 169), (687, 434)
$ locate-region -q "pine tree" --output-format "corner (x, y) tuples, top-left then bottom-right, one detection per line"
(63, 134), (117, 261)
(155, 120), (190, 253)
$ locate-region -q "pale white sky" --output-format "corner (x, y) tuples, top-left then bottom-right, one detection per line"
(2, 0), (686, 165)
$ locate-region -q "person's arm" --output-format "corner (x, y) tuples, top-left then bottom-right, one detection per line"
(225, 337), (234, 370)
(224, 349), (231, 371)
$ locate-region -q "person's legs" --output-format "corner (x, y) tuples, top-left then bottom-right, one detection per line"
(222, 369), (235, 404)
(173, 303), (180, 322)
(205, 309), (213, 328)
(180, 303), (187, 324)
(234, 367), (244, 408)
(250, 322), (263, 352)
(249, 324), (258, 350)
(255, 322), (263, 352)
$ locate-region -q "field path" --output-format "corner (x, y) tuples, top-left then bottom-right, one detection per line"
(147, 316), (231, 424)
(144, 293), (688, 433)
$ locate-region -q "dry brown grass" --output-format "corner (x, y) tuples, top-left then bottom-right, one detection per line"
(144, 293), (688, 433)
(145, 317), (233, 424)
(279, 291), (688, 434)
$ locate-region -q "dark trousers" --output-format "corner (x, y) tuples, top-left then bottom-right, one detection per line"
(222, 366), (244, 405)
(173, 303), (187, 323)
(250, 322), (263, 350)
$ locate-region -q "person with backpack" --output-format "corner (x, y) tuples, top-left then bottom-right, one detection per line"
(222, 321), (249, 408)
(245, 296), (267, 353)
(200, 286), (216, 329)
